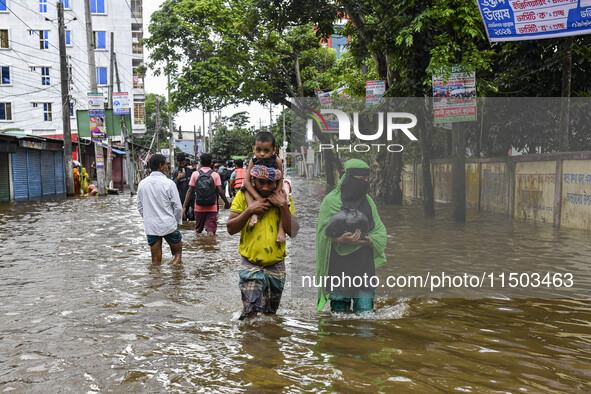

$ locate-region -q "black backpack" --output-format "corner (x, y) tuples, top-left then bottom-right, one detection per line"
(195, 170), (217, 206)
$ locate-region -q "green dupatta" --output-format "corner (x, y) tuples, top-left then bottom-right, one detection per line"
(315, 159), (388, 311)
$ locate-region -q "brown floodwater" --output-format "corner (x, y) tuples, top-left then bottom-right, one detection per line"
(1, 178), (590, 392)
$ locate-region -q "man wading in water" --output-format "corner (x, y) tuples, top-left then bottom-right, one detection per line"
(227, 165), (299, 320)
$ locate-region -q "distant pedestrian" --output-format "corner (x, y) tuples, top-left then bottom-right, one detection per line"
(172, 153), (195, 220)
(137, 154), (183, 265)
(183, 153), (231, 236)
(230, 159), (246, 197)
(227, 164), (299, 320)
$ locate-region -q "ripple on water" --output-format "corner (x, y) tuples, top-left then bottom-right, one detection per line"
(1, 184), (591, 392)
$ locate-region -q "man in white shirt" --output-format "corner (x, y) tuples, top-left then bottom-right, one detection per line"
(137, 154), (183, 265)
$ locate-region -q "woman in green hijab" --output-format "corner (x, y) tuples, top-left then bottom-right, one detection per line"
(315, 159), (388, 313)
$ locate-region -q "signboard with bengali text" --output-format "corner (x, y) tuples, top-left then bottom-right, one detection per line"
(432, 66), (477, 123)
(112, 92), (130, 116)
(476, 0), (591, 42)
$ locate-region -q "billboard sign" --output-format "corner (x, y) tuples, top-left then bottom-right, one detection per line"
(476, 0), (591, 42)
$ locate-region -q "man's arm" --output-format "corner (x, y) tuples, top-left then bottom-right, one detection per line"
(243, 160), (262, 200)
(182, 185), (195, 219)
(170, 185), (183, 225)
(137, 192), (143, 217)
(227, 199), (272, 235)
(216, 185), (231, 209)
(268, 190), (298, 237)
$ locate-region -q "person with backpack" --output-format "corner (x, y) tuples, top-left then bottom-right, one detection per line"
(182, 153), (231, 236)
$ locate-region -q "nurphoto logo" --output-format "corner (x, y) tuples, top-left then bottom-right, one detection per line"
(305, 108), (418, 153)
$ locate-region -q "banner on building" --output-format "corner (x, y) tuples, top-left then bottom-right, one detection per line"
(112, 92), (130, 115)
(88, 92), (106, 142)
(476, 0), (591, 42)
(432, 66), (477, 123)
(366, 80), (385, 107)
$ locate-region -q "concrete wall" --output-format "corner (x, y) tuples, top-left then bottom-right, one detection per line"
(466, 162), (480, 209)
(402, 152), (591, 230)
(480, 162), (508, 214)
(402, 164), (414, 197)
(514, 161), (556, 224)
(432, 163), (452, 203)
(560, 160), (591, 230)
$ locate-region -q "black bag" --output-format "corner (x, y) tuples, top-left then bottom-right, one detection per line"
(195, 169), (217, 206)
(325, 207), (370, 238)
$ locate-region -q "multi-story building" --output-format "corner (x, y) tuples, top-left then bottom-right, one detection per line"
(0, 0), (146, 140)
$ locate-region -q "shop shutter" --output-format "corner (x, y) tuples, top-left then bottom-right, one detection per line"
(41, 150), (56, 196)
(12, 148), (29, 200)
(0, 152), (9, 202)
(27, 149), (42, 199)
(54, 152), (65, 194)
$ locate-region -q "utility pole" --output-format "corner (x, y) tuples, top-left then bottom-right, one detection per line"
(84, 0), (106, 195)
(167, 64), (175, 171)
(193, 125), (197, 159)
(58, 1), (74, 196)
(202, 107), (206, 153)
(114, 52), (136, 194)
(559, 36), (573, 152)
(451, 122), (466, 222)
(155, 96), (162, 152)
(208, 111), (212, 153)
(106, 31), (115, 187)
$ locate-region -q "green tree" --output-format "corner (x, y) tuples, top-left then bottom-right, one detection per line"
(134, 93), (175, 150)
(210, 113), (255, 159)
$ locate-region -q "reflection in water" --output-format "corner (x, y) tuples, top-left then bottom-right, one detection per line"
(0, 180), (590, 391)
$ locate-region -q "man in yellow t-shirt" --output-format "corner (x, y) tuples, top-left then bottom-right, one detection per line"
(227, 165), (299, 320)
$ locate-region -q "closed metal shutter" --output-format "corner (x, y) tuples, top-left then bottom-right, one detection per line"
(41, 150), (56, 196)
(0, 152), (9, 202)
(12, 148), (29, 200)
(54, 152), (65, 194)
(27, 149), (42, 199)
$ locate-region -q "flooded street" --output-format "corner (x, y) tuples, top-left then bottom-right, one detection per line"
(1, 179), (591, 392)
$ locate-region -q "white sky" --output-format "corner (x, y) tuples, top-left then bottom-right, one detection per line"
(143, 1), (281, 134)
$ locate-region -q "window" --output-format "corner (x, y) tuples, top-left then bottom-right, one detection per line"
(60, 0), (70, 9)
(132, 32), (143, 54)
(0, 30), (8, 48)
(1, 66), (9, 84)
(96, 67), (107, 85)
(39, 0), (48, 13)
(94, 31), (106, 50)
(0, 103), (12, 121)
(43, 103), (52, 121)
(0, 1), (7, 12)
(41, 67), (50, 85)
(66, 30), (71, 45)
(131, 0), (142, 17)
(134, 103), (145, 125)
(38, 30), (48, 50)
(133, 68), (144, 89)
(90, 0), (105, 14)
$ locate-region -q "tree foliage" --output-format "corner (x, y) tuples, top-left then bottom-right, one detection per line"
(210, 112), (255, 159)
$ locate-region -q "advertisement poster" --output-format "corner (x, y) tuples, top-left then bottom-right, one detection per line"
(365, 80), (385, 107)
(476, 0), (591, 42)
(112, 92), (130, 116)
(95, 154), (104, 169)
(88, 92), (106, 142)
(432, 66), (477, 123)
